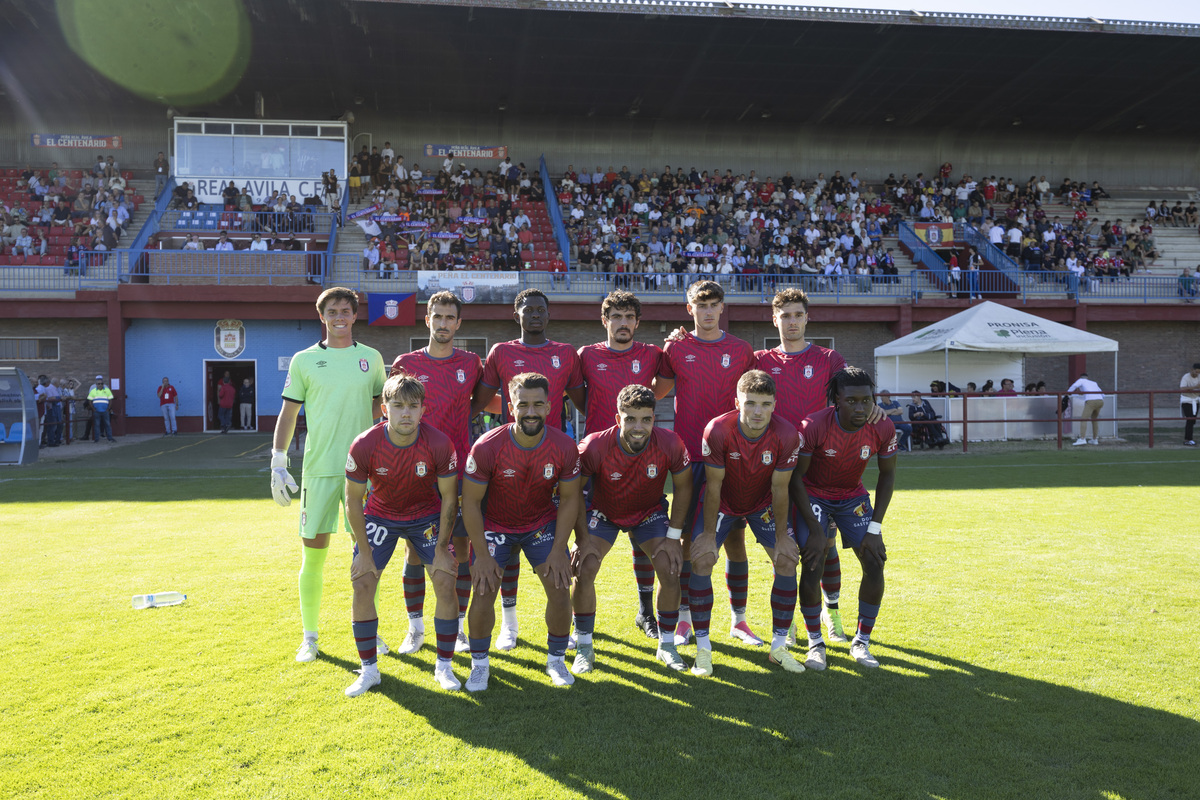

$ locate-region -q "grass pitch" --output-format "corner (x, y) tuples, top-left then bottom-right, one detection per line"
(1, 437), (1197, 799)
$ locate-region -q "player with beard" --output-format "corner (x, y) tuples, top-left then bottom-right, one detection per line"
(577, 291), (671, 639)
(473, 289), (585, 652)
(461, 373), (583, 691)
(571, 385), (692, 674)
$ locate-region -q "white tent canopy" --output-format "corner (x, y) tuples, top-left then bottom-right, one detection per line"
(874, 302), (1119, 425)
(875, 301), (1118, 358)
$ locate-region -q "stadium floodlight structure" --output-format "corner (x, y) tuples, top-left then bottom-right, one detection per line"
(363, 0), (1200, 37)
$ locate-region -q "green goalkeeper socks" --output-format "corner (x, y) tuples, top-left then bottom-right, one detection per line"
(299, 544), (329, 634)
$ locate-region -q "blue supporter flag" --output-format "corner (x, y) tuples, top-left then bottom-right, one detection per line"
(367, 292), (416, 326)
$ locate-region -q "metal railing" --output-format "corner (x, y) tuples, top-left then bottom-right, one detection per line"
(157, 209), (337, 235)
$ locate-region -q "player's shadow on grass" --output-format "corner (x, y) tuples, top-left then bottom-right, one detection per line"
(367, 639), (1199, 800)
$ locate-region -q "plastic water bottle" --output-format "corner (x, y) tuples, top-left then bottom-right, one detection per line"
(132, 591), (187, 609)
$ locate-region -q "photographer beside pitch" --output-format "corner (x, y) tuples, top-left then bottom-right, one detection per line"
(789, 367), (897, 670)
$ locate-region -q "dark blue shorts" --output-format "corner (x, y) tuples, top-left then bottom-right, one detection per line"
(481, 520), (562, 569)
(586, 499), (670, 546)
(803, 495), (874, 550)
(354, 512), (442, 571)
(712, 504), (791, 550)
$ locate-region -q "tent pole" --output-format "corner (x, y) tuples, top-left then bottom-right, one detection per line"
(1113, 351), (1119, 440)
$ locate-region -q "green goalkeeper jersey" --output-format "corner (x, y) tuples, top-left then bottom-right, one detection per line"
(282, 340), (385, 477)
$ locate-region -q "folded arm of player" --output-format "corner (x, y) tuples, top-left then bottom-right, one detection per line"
(539, 475), (581, 591)
(432, 473), (459, 578)
(345, 478), (378, 581)
(860, 451), (896, 570)
(771, 467), (799, 572)
(692, 465), (724, 574)
(788, 454), (829, 571)
(462, 478), (501, 594)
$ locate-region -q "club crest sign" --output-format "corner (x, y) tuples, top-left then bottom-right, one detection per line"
(214, 319), (245, 359)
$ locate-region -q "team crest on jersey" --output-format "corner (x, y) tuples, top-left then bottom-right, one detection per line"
(345, 453), (357, 472)
(544, 463), (555, 479)
(359, 359), (369, 372)
(647, 463), (657, 479)
(721, 354), (730, 368)
(860, 446), (871, 460)
(456, 369), (465, 383)
(632, 360), (641, 374)
(762, 451), (773, 465)
(804, 365), (814, 379)
(465, 455), (477, 474)
(416, 461), (427, 477)
(552, 355), (561, 369)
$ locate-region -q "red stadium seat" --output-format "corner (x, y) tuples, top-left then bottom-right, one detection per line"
(8, 256), (24, 266)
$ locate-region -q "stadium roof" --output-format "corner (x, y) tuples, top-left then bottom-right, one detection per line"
(4, 0), (1200, 135)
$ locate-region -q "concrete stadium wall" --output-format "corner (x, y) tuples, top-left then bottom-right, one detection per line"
(4, 109), (1198, 188)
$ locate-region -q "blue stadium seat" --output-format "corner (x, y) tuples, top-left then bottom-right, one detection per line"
(5, 422), (25, 442)
(0, 423), (6, 441)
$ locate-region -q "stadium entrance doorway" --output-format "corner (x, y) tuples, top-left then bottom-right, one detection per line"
(203, 360), (257, 433)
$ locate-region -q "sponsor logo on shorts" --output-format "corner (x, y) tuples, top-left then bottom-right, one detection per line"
(533, 527), (552, 544)
(860, 445), (871, 460)
(345, 453), (357, 472)
(854, 501), (869, 517)
(416, 461), (427, 477)
(804, 365), (814, 378)
(423, 524), (435, 541)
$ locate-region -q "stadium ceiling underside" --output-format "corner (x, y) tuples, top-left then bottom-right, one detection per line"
(3, 0), (1200, 136)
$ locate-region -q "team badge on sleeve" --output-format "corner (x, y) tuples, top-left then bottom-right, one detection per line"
(345, 453), (357, 472)
(647, 463), (658, 478)
(701, 439), (711, 456)
(543, 463), (555, 479)
(465, 455), (477, 474)
(284, 373), (292, 388)
(860, 445), (872, 460)
(359, 359), (369, 372)
(416, 461), (427, 477)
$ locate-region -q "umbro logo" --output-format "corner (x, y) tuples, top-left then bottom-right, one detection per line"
(316, 360), (327, 368)
(824, 449), (837, 457)
(502, 469), (516, 477)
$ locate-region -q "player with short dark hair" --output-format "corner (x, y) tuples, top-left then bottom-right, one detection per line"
(658, 280), (759, 648)
(578, 290), (671, 638)
(343, 373), (460, 695)
(790, 367), (898, 670)
(473, 289), (586, 651)
(690, 370), (804, 676)
(462, 373), (583, 691)
(272, 287), (386, 664)
(572, 385), (693, 674)
(389, 290), (488, 656)
(755, 287), (883, 645)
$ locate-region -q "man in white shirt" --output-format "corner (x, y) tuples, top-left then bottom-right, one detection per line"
(1067, 373), (1104, 445)
(182, 234), (203, 251)
(213, 232), (235, 251)
(249, 233), (268, 251)
(1180, 362), (1200, 446)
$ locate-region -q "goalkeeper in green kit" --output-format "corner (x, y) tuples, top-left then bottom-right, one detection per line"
(271, 287), (386, 663)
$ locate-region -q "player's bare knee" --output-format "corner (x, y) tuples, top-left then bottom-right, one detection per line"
(692, 552), (717, 575)
(860, 560), (885, 584)
(351, 573), (378, 598)
(430, 569), (455, 596)
(577, 554), (602, 583)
